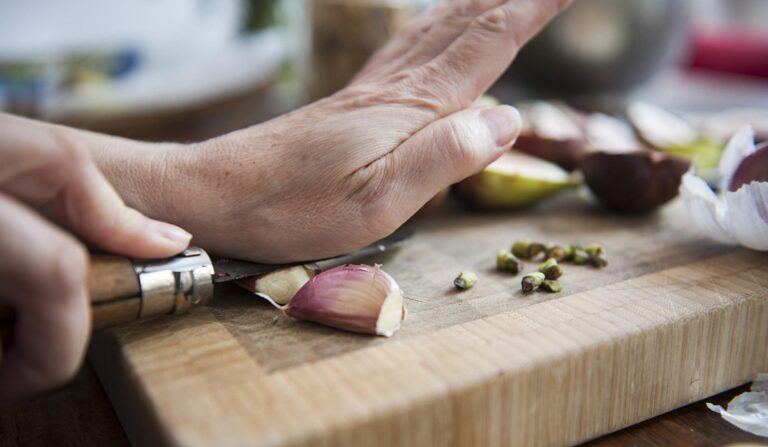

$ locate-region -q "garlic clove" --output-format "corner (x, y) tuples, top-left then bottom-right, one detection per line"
(723, 181), (768, 250)
(237, 265), (315, 305)
(285, 264), (405, 337)
(680, 171), (734, 244)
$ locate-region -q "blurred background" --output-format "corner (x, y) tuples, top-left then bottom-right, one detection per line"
(1, 0), (767, 142)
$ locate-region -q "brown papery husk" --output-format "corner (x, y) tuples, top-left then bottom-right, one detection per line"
(515, 133), (590, 171)
(580, 150), (690, 213)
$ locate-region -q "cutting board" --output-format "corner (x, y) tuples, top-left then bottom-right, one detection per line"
(88, 195), (768, 447)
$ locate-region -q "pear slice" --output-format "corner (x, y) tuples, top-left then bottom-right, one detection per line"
(455, 151), (577, 209)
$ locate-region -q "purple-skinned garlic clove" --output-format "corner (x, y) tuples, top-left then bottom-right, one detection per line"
(284, 264), (406, 337)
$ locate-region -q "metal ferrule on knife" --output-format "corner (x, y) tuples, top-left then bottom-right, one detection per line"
(90, 248), (215, 328)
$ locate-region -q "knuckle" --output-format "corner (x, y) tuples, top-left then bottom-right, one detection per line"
(398, 66), (462, 110)
(347, 162), (400, 238)
(443, 119), (477, 171)
(336, 76), (444, 115)
(42, 236), (88, 301)
(473, 8), (512, 36)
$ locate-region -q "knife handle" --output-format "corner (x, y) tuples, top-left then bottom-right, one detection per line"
(0, 248), (215, 349)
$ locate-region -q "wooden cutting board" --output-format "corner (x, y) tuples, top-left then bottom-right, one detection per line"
(88, 195), (768, 447)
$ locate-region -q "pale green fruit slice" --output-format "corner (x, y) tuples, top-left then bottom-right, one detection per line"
(455, 151), (577, 208)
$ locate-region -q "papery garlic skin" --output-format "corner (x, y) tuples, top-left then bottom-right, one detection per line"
(724, 181), (768, 250)
(707, 373), (768, 437)
(285, 265), (405, 337)
(718, 126), (756, 191)
(680, 172), (733, 244)
(681, 125), (768, 251)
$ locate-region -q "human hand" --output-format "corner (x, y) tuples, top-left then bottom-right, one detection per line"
(95, 0), (572, 262)
(0, 114), (191, 404)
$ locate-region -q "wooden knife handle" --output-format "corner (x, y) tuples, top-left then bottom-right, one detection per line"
(0, 249), (214, 350)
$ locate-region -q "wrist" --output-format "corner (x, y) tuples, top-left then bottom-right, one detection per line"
(60, 125), (198, 224)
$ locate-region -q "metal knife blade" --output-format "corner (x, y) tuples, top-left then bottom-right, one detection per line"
(211, 228), (413, 283)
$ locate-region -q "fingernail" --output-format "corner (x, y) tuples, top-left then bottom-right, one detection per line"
(148, 220), (192, 246)
(481, 105), (522, 147)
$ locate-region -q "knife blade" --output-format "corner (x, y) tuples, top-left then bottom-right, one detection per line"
(211, 227), (413, 283)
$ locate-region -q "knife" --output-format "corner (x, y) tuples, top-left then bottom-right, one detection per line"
(1, 228), (412, 334)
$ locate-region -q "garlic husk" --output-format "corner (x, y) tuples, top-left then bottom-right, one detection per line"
(681, 125), (768, 250)
(285, 264), (405, 337)
(707, 373), (768, 437)
(723, 181), (768, 250)
(237, 265), (316, 305)
(680, 172), (733, 243)
(719, 126), (757, 191)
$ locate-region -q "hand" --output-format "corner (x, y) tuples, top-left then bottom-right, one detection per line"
(129, 0), (570, 262)
(0, 114), (191, 404)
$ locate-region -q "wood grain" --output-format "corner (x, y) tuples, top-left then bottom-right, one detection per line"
(88, 255), (140, 303)
(88, 198), (768, 447)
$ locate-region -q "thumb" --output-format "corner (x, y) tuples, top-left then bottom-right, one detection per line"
(399, 104), (521, 189)
(377, 105), (521, 224)
(54, 161), (192, 259)
(0, 114), (191, 259)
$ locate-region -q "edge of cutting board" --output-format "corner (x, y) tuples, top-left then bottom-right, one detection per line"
(89, 250), (768, 447)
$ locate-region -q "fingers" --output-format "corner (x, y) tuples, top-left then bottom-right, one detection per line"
(0, 113), (191, 259)
(361, 0), (508, 82)
(360, 105), (521, 225)
(0, 193), (90, 404)
(52, 160), (192, 259)
(399, 104), (521, 183)
(351, 4), (439, 83)
(420, 0), (572, 108)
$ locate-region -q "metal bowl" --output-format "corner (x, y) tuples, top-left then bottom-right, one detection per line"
(508, 0), (690, 96)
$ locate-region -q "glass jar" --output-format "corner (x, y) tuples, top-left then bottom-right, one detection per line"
(307, 0), (418, 100)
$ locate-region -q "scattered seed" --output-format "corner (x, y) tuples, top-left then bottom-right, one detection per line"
(541, 279), (564, 293)
(454, 271), (478, 290)
(538, 258), (564, 280)
(496, 250), (522, 274)
(521, 272), (545, 294)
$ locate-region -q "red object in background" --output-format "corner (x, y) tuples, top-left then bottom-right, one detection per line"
(688, 26), (768, 79)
